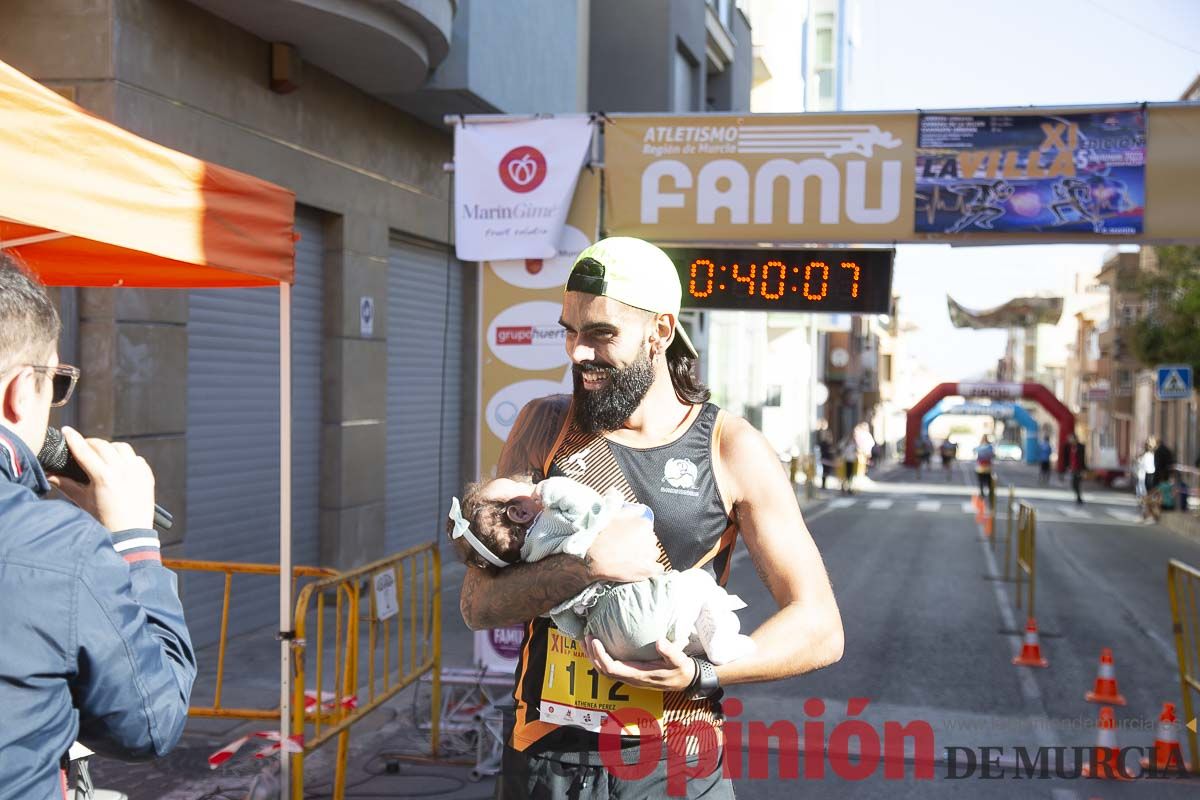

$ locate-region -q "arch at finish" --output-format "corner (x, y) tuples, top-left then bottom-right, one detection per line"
(905, 382), (1075, 470)
(921, 401), (1041, 464)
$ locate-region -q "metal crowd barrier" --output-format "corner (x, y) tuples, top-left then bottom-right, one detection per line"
(163, 559), (340, 721)
(998, 485), (1014, 559)
(1014, 503), (1037, 617)
(290, 541), (442, 800)
(165, 543), (443, 800)
(1167, 559), (1200, 773)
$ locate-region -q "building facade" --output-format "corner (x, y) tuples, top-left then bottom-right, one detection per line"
(3, 0), (592, 644)
(2, 0), (757, 646)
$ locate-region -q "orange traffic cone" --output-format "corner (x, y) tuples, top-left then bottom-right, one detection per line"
(1080, 706), (1132, 779)
(1140, 702), (1191, 773)
(983, 514), (994, 537)
(1012, 618), (1048, 667)
(1084, 648), (1126, 705)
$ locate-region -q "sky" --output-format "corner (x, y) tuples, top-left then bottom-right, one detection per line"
(845, 0), (1200, 381)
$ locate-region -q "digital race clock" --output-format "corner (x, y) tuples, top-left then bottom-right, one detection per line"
(662, 247), (894, 313)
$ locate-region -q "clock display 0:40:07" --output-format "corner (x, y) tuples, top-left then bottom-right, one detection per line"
(662, 248), (895, 313)
(688, 259), (861, 302)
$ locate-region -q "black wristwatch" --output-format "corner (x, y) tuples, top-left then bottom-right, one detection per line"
(686, 656), (720, 700)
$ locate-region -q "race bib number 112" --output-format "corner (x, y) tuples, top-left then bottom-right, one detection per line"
(539, 628), (664, 733)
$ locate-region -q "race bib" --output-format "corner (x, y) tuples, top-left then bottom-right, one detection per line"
(539, 627), (664, 734)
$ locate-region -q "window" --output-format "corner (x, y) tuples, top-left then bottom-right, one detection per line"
(764, 385), (783, 407)
(673, 46), (699, 112)
(817, 68), (834, 100)
(816, 27), (833, 65)
(881, 354), (893, 382)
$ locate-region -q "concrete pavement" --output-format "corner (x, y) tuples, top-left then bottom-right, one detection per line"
(722, 459), (1200, 798)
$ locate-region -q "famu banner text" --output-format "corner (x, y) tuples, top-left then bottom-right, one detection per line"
(602, 106), (1200, 245)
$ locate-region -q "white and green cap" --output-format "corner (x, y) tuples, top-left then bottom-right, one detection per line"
(566, 237), (698, 357)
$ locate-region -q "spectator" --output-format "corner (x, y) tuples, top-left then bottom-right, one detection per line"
(1136, 440), (1156, 500)
(1037, 434), (1053, 486)
(974, 435), (995, 503)
(1067, 433), (1087, 505)
(841, 436), (859, 494)
(818, 432), (834, 490)
(0, 257), (196, 798)
(939, 438), (957, 482)
(1153, 438), (1175, 488)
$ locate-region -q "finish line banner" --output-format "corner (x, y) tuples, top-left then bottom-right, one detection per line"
(601, 105), (1200, 244)
(454, 116), (593, 261)
(914, 110), (1146, 235)
(604, 113), (916, 244)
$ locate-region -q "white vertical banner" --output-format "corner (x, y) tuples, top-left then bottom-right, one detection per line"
(454, 116), (593, 261)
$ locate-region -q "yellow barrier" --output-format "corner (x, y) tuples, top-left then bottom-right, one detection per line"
(1000, 486), (1015, 578)
(996, 485), (1011, 557)
(163, 559), (340, 721)
(804, 455), (817, 500)
(1014, 503), (1037, 617)
(1167, 559), (1200, 773)
(290, 541), (442, 800)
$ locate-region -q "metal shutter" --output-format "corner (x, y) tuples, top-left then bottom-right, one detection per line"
(386, 238), (463, 554)
(184, 206), (324, 646)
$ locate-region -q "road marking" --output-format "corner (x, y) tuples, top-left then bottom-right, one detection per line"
(1058, 506), (1091, 519)
(867, 499), (893, 510)
(961, 501), (976, 513)
(1105, 509), (1142, 523)
(829, 498), (856, 509)
(916, 500), (941, 512)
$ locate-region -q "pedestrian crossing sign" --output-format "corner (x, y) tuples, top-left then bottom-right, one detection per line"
(1156, 365), (1193, 399)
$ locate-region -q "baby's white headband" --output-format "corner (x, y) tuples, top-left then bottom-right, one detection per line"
(447, 497), (510, 569)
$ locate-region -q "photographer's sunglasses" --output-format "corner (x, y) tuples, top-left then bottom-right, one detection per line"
(29, 364), (80, 407)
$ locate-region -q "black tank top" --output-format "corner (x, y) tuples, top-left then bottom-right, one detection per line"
(508, 402), (738, 760)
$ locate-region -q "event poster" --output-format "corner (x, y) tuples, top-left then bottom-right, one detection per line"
(476, 167), (600, 476)
(454, 116), (593, 260)
(914, 110), (1145, 235)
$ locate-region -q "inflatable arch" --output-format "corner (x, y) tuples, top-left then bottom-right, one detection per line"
(920, 400), (1040, 464)
(905, 382), (1075, 470)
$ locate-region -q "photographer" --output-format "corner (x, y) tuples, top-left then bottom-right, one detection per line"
(0, 256), (196, 799)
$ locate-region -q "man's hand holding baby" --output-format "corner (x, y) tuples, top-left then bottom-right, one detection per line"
(582, 508), (663, 582)
(585, 636), (697, 692)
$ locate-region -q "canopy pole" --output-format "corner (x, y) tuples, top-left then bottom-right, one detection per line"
(278, 281), (294, 793)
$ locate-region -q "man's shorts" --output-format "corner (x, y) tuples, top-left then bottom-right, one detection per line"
(494, 744), (734, 799)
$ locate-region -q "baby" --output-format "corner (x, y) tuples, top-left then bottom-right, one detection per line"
(448, 475), (755, 665)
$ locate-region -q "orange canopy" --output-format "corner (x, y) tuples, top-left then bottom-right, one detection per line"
(0, 59), (295, 288)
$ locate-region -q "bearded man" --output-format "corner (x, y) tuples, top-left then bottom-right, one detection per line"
(459, 237), (843, 798)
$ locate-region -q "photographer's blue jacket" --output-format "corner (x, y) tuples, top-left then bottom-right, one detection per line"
(0, 426), (196, 800)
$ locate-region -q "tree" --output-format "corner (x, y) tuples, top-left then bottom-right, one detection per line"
(1131, 246), (1200, 376)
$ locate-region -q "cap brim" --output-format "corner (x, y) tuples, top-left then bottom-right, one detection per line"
(669, 320), (698, 358)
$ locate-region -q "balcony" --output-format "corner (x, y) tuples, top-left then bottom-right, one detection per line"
(187, 0), (454, 98)
(705, 1), (736, 73)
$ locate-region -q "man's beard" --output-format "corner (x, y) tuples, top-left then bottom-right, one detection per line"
(572, 352), (655, 435)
